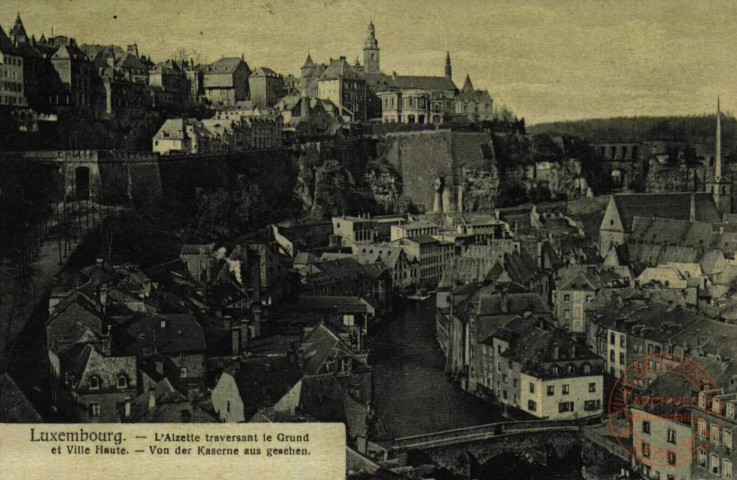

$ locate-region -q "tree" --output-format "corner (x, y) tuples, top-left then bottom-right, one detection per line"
(172, 47), (201, 66)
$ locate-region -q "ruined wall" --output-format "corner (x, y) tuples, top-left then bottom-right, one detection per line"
(645, 161), (701, 192)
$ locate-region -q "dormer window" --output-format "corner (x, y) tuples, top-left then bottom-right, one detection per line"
(179, 367), (187, 378)
(89, 376), (100, 390)
(117, 376), (127, 389)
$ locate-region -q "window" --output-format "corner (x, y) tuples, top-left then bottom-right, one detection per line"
(725, 459), (733, 479)
(528, 400), (536, 411)
(530, 383), (535, 394)
(667, 451), (676, 465)
(697, 448), (707, 468)
(513, 379), (518, 388)
(610, 332), (615, 345)
(508, 361), (513, 369)
(698, 419), (707, 438)
(589, 382), (596, 393)
(117, 376), (127, 389)
(725, 429), (733, 449)
(619, 353), (625, 366)
(503, 374), (508, 384)
(547, 385), (555, 396)
(728, 403), (735, 419)
(497, 362), (501, 372)
(584, 400), (601, 411)
(88, 403), (101, 418)
(563, 384), (570, 395)
(642, 421), (650, 434)
(642, 441), (650, 458)
(179, 367), (188, 378)
(620, 336), (625, 347)
(583, 364), (592, 374)
(712, 453), (720, 475)
(502, 390), (507, 400)
(551, 365), (560, 375)
(564, 294), (571, 302)
(712, 423), (720, 445)
(667, 428), (676, 444)
(559, 402), (574, 413)
(564, 309), (571, 319)
(89, 376), (100, 390)
(610, 350), (615, 362)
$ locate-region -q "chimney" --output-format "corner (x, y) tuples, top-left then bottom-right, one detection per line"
(148, 389), (156, 410)
(124, 397), (131, 419)
(570, 343), (576, 359)
(552, 343), (560, 360)
(500, 289), (508, 313)
(690, 193), (696, 223)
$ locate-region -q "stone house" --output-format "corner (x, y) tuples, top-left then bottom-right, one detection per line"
(202, 57), (251, 106)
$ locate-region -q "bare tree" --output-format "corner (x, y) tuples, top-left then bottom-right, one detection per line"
(172, 47), (202, 66)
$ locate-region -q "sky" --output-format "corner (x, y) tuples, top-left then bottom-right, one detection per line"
(3, 0), (737, 124)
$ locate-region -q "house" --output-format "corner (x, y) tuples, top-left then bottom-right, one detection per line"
(113, 313), (207, 391)
(389, 221), (439, 242)
(152, 118), (216, 155)
(554, 269), (605, 334)
(274, 374), (369, 451)
(56, 344), (137, 422)
(317, 57), (367, 123)
(295, 296), (371, 358)
(350, 244), (418, 293)
(599, 193), (721, 256)
(211, 356), (301, 422)
(0, 24), (26, 107)
(332, 216), (379, 246)
(397, 236), (453, 289)
(121, 377), (217, 423)
(248, 67), (284, 107)
(202, 57), (251, 106)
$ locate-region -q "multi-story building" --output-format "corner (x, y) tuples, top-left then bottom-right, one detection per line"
(317, 57), (367, 123)
(299, 54), (326, 98)
(49, 37), (94, 112)
(553, 269), (604, 334)
(397, 236), (453, 289)
(332, 216), (379, 246)
(389, 221), (439, 241)
(453, 75), (494, 124)
(248, 67), (284, 107)
(149, 60), (190, 108)
(0, 26), (26, 107)
(152, 118), (215, 155)
(202, 57), (251, 106)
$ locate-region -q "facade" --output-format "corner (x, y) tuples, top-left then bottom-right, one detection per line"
(317, 57), (367, 123)
(248, 67), (284, 107)
(453, 74), (494, 124)
(553, 270), (603, 334)
(0, 27), (25, 107)
(149, 60), (190, 107)
(389, 221), (439, 241)
(332, 216), (379, 246)
(398, 236), (453, 289)
(202, 57), (251, 106)
(50, 39), (94, 111)
(599, 193), (721, 255)
(152, 118), (215, 155)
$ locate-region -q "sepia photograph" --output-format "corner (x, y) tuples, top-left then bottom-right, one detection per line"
(1, 1), (737, 478)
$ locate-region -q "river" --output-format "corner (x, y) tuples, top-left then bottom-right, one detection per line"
(368, 296), (504, 438)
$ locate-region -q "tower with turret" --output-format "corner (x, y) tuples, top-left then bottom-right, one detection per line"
(363, 21), (380, 74)
(706, 98), (731, 215)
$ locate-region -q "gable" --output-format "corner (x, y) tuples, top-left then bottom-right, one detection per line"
(601, 196), (624, 233)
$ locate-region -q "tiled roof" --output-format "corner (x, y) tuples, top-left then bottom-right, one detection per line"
(319, 58), (364, 81)
(224, 357), (301, 413)
(114, 313), (206, 355)
(613, 193), (721, 232)
(206, 57), (249, 73)
(67, 344), (137, 391)
(390, 75), (456, 91)
(300, 323), (367, 376)
(251, 67), (278, 77)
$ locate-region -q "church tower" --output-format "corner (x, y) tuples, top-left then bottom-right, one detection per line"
(363, 21), (380, 74)
(707, 98), (731, 215)
(445, 51), (452, 79)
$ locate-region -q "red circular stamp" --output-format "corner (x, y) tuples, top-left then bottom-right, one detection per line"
(608, 353), (722, 468)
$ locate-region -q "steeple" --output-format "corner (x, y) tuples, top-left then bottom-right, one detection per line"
(716, 97), (722, 181)
(302, 53), (314, 68)
(363, 21), (380, 74)
(10, 12), (28, 44)
(445, 51), (452, 79)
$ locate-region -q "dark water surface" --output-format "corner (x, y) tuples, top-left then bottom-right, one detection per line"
(368, 296), (504, 438)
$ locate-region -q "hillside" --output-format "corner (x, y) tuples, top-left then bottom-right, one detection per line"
(528, 114), (737, 145)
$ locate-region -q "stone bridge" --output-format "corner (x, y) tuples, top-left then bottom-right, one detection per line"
(388, 419), (585, 477)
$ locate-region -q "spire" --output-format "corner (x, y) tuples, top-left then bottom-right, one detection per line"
(445, 51), (452, 79)
(462, 74), (474, 93)
(364, 21), (378, 49)
(10, 11), (28, 44)
(302, 53), (314, 68)
(716, 97), (722, 181)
